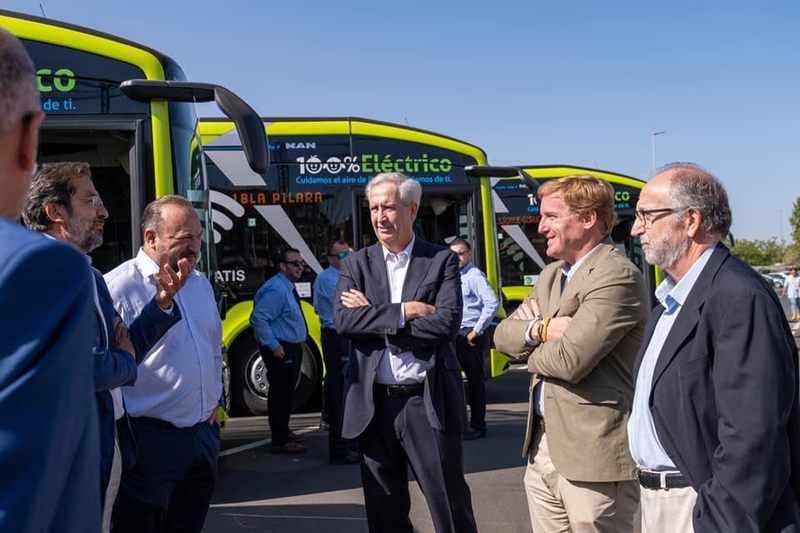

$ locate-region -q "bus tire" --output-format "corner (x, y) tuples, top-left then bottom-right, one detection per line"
(228, 331), (322, 416)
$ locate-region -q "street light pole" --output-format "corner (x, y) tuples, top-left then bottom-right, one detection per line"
(651, 130), (666, 177)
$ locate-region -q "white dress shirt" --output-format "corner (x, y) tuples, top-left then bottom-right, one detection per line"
(375, 236), (433, 385)
(628, 243), (716, 470)
(104, 249), (222, 427)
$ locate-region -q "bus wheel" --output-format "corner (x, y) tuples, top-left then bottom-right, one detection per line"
(229, 332), (322, 416)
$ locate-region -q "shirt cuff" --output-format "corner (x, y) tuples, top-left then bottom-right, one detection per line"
(525, 320), (540, 346)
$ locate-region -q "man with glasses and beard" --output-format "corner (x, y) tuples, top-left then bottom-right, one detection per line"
(105, 195), (223, 533)
(628, 163), (800, 532)
(23, 162), (185, 532)
(0, 27), (100, 533)
(251, 248), (309, 454)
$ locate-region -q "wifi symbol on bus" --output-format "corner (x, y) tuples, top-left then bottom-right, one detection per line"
(210, 190), (245, 244)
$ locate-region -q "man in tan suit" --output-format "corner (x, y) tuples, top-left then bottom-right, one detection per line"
(494, 174), (648, 532)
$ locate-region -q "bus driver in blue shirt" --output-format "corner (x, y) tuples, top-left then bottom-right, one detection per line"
(449, 237), (499, 440)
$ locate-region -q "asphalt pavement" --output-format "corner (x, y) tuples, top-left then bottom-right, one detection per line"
(204, 366), (533, 533)
(203, 289), (798, 533)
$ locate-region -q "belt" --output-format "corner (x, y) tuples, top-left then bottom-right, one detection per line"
(638, 470), (690, 490)
(374, 382), (424, 398)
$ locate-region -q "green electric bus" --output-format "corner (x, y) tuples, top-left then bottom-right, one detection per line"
(1, 10), (269, 420)
(468, 164), (659, 307)
(199, 117), (508, 415)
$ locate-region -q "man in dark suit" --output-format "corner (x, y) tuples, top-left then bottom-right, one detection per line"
(334, 172), (477, 533)
(0, 28), (101, 532)
(628, 162), (800, 532)
(23, 161), (186, 531)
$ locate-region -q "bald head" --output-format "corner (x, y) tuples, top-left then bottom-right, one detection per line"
(655, 162), (732, 241)
(0, 27), (44, 221)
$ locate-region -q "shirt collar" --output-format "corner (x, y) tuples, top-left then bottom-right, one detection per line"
(655, 242), (717, 313)
(460, 262), (474, 275)
(136, 247), (161, 277)
(563, 241), (603, 285)
(382, 235), (415, 262)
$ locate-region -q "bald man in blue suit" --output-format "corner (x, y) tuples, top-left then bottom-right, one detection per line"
(0, 28), (101, 532)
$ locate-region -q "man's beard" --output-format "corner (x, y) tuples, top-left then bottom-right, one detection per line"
(66, 216), (103, 252)
(642, 230), (689, 271)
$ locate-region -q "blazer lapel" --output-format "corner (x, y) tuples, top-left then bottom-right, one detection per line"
(650, 244), (729, 388)
(366, 244), (390, 304)
(402, 239), (429, 302)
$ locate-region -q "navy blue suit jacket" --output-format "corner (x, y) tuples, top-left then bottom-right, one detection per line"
(91, 267), (180, 495)
(0, 219), (101, 532)
(334, 238), (467, 439)
(636, 244), (800, 532)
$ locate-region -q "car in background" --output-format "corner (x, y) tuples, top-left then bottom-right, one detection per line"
(763, 274), (783, 289)
(766, 272), (788, 288)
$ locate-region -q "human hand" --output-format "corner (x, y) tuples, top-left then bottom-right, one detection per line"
(512, 298), (541, 321)
(271, 345), (286, 359)
(467, 330), (482, 347)
(341, 288), (371, 308)
(207, 408), (220, 425)
(404, 301), (436, 320)
(113, 318), (136, 358)
(153, 255), (191, 309)
(544, 316), (572, 342)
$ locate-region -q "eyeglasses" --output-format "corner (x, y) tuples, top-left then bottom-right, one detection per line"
(283, 260), (305, 268)
(328, 251), (353, 260)
(635, 207), (682, 229)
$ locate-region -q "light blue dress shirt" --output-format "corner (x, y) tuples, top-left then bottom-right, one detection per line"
(628, 243), (717, 470)
(250, 272), (308, 350)
(459, 263), (500, 333)
(313, 266), (338, 329)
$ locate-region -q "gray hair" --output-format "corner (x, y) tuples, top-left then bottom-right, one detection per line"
(141, 195), (193, 233)
(365, 172), (422, 207)
(23, 162), (92, 231)
(659, 162), (732, 241)
(0, 28), (39, 137)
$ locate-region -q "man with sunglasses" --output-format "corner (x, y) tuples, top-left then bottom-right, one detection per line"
(313, 240), (359, 464)
(628, 163), (800, 532)
(251, 248), (309, 453)
(0, 29), (101, 532)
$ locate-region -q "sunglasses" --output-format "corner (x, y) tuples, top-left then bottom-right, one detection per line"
(282, 260), (305, 268)
(328, 251), (353, 260)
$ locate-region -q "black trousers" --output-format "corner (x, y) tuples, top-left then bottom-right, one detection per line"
(321, 327), (353, 459)
(358, 391), (477, 533)
(261, 342), (302, 446)
(455, 327), (488, 432)
(111, 417), (220, 533)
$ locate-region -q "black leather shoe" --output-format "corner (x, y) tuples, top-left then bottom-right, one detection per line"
(463, 428), (486, 441)
(330, 450), (360, 465)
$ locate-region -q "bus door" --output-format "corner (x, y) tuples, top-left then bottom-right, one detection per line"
(356, 185), (483, 257)
(38, 117), (146, 273)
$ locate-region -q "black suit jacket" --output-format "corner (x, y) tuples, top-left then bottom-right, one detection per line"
(334, 238), (467, 439)
(636, 243), (800, 532)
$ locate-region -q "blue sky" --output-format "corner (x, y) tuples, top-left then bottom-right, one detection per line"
(5, 0), (799, 241)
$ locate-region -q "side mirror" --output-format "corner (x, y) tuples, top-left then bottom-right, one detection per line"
(120, 79), (269, 174)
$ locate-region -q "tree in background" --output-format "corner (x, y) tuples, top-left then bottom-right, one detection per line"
(787, 197), (800, 266)
(731, 237), (785, 267)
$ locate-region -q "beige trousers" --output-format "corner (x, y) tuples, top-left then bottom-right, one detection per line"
(102, 432), (122, 533)
(639, 482), (697, 533)
(524, 431), (639, 533)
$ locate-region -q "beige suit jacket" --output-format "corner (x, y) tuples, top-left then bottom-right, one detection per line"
(494, 242), (647, 482)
